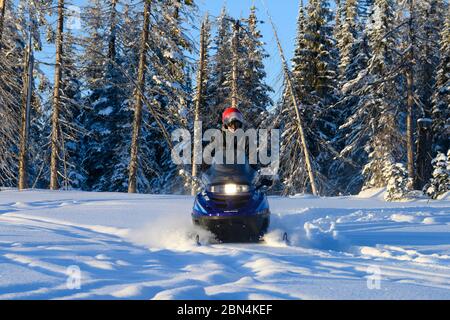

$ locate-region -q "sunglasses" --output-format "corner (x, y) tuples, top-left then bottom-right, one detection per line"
(226, 120), (243, 129)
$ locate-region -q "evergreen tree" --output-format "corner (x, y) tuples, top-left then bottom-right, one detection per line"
(292, 0), (308, 99)
(141, 0), (194, 194)
(303, 0), (337, 99)
(277, 0), (310, 195)
(278, 0), (337, 195)
(303, 0), (339, 194)
(0, 0), (46, 188)
(108, 3), (141, 191)
(415, 0), (445, 119)
(337, 0), (358, 80)
(408, 0), (446, 189)
(384, 162), (410, 201)
(424, 151), (450, 199)
(329, 23), (372, 194)
(355, 0), (404, 190)
(432, 3), (450, 154)
(208, 7), (233, 127)
(0, 1), (24, 186)
(334, 0), (343, 39)
(80, 0), (134, 192)
(239, 6), (273, 127)
(50, 31), (85, 189)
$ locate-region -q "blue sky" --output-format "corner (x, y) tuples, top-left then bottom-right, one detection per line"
(196, 0), (301, 100)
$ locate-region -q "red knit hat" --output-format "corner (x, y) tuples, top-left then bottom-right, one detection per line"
(222, 107), (243, 126)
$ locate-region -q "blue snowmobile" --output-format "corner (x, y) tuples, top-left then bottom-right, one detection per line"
(192, 162), (272, 243)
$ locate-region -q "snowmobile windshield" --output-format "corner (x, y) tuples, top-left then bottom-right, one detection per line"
(203, 162), (257, 186)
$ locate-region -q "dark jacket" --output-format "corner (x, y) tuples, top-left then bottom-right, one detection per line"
(201, 128), (260, 173)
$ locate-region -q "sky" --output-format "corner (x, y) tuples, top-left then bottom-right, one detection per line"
(195, 0), (301, 100)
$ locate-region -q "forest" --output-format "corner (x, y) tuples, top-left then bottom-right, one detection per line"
(0, 0), (449, 200)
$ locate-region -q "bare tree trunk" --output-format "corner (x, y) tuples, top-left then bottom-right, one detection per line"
(406, 0), (416, 186)
(191, 17), (208, 195)
(18, 30), (34, 190)
(50, 0), (64, 190)
(0, 0), (6, 45)
(128, 0), (151, 194)
(231, 20), (240, 109)
(108, 0), (117, 62)
(414, 118), (433, 189)
(267, 14), (319, 196)
(406, 69), (415, 183)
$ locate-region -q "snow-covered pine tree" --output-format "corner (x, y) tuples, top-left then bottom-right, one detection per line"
(415, 0), (445, 119)
(239, 5), (273, 128)
(16, 0), (48, 190)
(384, 162), (410, 201)
(108, 3), (141, 192)
(303, 0), (337, 100)
(362, 115), (403, 189)
(412, 0), (446, 189)
(28, 31), (82, 190)
(337, 0), (358, 81)
(357, 0), (405, 190)
(432, 2), (450, 154)
(329, 28), (371, 194)
(0, 0), (24, 187)
(81, 0), (135, 192)
(301, 0), (338, 194)
(142, 0), (195, 194)
(291, 0), (311, 104)
(27, 84), (50, 189)
(58, 31), (85, 189)
(23, 0), (52, 190)
(39, 0), (86, 190)
(0, 0), (47, 188)
(208, 7), (233, 127)
(424, 151), (450, 199)
(207, 6), (272, 130)
(277, 0), (331, 195)
(81, 0), (194, 194)
(334, 0), (343, 38)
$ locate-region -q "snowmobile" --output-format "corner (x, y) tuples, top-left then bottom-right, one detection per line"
(191, 162), (272, 243)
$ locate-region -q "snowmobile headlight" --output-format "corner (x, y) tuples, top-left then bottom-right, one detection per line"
(224, 184), (238, 194)
(209, 184), (250, 194)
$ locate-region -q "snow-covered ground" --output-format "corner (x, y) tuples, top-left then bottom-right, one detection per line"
(0, 188), (449, 300)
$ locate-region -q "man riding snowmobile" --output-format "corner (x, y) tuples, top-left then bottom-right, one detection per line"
(192, 107), (273, 242)
(200, 107), (260, 172)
